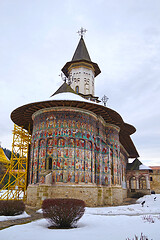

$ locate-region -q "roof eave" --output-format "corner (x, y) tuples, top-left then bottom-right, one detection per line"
(61, 59), (101, 77)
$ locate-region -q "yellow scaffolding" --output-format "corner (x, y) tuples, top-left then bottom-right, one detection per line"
(0, 124), (31, 201)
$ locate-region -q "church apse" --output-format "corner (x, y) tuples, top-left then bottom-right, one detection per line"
(29, 107), (122, 190)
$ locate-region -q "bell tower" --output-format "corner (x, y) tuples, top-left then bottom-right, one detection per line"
(61, 28), (101, 102)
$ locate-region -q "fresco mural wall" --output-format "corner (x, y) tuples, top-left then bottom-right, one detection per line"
(29, 107), (126, 187)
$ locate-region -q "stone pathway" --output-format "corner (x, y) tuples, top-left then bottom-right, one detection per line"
(0, 206), (43, 230)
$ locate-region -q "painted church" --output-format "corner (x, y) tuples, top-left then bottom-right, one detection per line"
(11, 29), (152, 207)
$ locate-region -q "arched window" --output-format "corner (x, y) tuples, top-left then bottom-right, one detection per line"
(75, 86), (79, 93)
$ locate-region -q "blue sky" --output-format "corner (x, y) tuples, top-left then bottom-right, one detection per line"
(0, 0), (160, 165)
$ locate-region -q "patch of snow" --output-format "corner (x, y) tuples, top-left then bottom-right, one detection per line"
(0, 214), (159, 240)
(1, 195), (160, 240)
(0, 211), (30, 222)
(50, 92), (103, 106)
(86, 194), (160, 216)
(36, 209), (43, 214)
(139, 164), (152, 170)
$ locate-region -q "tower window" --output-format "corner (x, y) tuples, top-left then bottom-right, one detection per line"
(75, 86), (79, 93)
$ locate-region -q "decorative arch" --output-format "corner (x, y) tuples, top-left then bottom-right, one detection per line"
(56, 137), (65, 182)
(139, 176), (147, 189)
(68, 138), (75, 147)
(57, 137), (65, 147)
(85, 140), (92, 183)
(47, 138), (54, 147)
(110, 148), (114, 185)
(129, 176), (136, 189)
(67, 138), (75, 183)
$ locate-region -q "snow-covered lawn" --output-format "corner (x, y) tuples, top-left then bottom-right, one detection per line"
(0, 194), (160, 240)
(0, 211), (30, 222)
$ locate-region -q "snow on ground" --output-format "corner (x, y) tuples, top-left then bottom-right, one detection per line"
(0, 211), (30, 222)
(0, 194), (160, 240)
(86, 194), (160, 216)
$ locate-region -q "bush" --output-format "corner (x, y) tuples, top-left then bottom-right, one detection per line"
(126, 232), (152, 240)
(0, 200), (25, 216)
(42, 198), (85, 228)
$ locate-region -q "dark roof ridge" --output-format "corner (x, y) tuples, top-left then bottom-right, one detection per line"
(50, 82), (76, 97)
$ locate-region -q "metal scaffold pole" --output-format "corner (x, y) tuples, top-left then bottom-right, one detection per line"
(0, 124), (31, 201)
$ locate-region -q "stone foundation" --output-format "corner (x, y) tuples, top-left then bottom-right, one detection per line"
(27, 184), (127, 207)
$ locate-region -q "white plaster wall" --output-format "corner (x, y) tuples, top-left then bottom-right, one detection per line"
(70, 67), (95, 95)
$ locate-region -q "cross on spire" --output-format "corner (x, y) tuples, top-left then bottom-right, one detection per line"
(77, 27), (87, 38)
(101, 95), (109, 106)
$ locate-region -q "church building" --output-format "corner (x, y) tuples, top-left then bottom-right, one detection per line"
(11, 29), (150, 207)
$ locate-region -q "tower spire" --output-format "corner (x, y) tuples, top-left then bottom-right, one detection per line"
(61, 30), (101, 100)
(72, 35), (91, 62)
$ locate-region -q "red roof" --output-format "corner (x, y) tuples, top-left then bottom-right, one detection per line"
(149, 166), (160, 170)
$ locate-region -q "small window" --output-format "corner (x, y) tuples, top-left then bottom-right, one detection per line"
(48, 157), (52, 170)
(45, 157), (52, 170)
(75, 86), (79, 93)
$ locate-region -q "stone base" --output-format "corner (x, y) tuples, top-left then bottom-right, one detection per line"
(27, 184), (127, 208)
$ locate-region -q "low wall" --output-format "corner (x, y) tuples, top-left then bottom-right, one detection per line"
(27, 184), (125, 207)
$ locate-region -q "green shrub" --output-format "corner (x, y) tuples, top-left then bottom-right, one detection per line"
(42, 198), (85, 228)
(0, 200), (25, 216)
